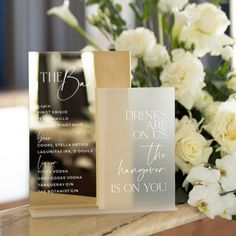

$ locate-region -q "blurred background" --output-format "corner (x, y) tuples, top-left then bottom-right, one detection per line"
(0, 0), (86, 90)
(0, 0), (234, 210)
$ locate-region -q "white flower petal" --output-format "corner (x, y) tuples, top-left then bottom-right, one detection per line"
(188, 185), (209, 206)
(204, 100), (236, 155)
(158, 0), (188, 13)
(194, 91), (214, 113)
(216, 154), (236, 191)
(160, 49), (205, 110)
(143, 44), (169, 68)
(184, 165), (220, 187)
(221, 193), (236, 219)
(221, 46), (233, 61)
(188, 185), (224, 218)
(227, 72), (236, 91)
(176, 3), (233, 57)
(47, 0), (78, 27)
(175, 116), (212, 174)
(115, 27), (156, 58)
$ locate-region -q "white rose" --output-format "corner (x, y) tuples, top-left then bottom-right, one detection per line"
(203, 101), (221, 123)
(183, 165), (220, 189)
(160, 49), (205, 110)
(227, 71), (236, 91)
(221, 193), (236, 220)
(158, 0), (188, 13)
(143, 44), (169, 68)
(175, 116), (212, 174)
(175, 115), (197, 135)
(194, 91), (214, 114)
(176, 3), (233, 57)
(204, 99), (236, 154)
(221, 46), (233, 61)
(115, 27), (156, 58)
(188, 185), (225, 218)
(47, 0), (79, 28)
(216, 154), (236, 191)
(227, 78), (236, 91)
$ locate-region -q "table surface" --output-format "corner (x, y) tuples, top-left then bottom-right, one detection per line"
(0, 204), (204, 236)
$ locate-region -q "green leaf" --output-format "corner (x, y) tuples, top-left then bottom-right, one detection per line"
(162, 13), (175, 35)
(162, 15), (169, 35)
(208, 143), (221, 165)
(142, 0), (158, 24)
(232, 215), (236, 220)
(169, 14), (175, 34)
(175, 170), (190, 204)
(129, 0), (158, 24)
(86, 0), (126, 38)
(129, 2), (143, 21)
(175, 101), (188, 120)
(86, 0), (101, 6)
(191, 107), (202, 122)
(219, 60), (230, 75)
(208, 0), (228, 6)
(205, 61), (232, 101)
(115, 3), (122, 12)
(176, 187), (188, 204)
(132, 59), (156, 87)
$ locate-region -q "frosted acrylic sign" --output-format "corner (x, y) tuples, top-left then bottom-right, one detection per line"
(98, 88), (175, 211)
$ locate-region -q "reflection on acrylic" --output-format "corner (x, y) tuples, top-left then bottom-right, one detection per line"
(29, 52), (96, 202)
(29, 51), (131, 211)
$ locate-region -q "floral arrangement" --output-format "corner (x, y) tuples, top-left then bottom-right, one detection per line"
(48, 0), (236, 219)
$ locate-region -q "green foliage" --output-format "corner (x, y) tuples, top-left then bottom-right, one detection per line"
(175, 170), (188, 204)
(129, 3), (142, 22)
(86, 0), (100, 4)
(205, 61), (232, 101)
(132, 59), (162, 87)
(86, 0), (126, 38)
(208, 142), (221, 165)
(232, 215), (236, 220)
(191, 108), (203, 123)
(175, 101), (188, 120)
(208, 0), (228, 6)
(176, 187), (188, 204)
(161, 13), (175, 49)
(162, 13), (175, 35)
(129, 0), (158, 25)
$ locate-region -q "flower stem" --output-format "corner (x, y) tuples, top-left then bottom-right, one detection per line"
(71, 24), (103, 50)
(157, 10), (164, 45)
